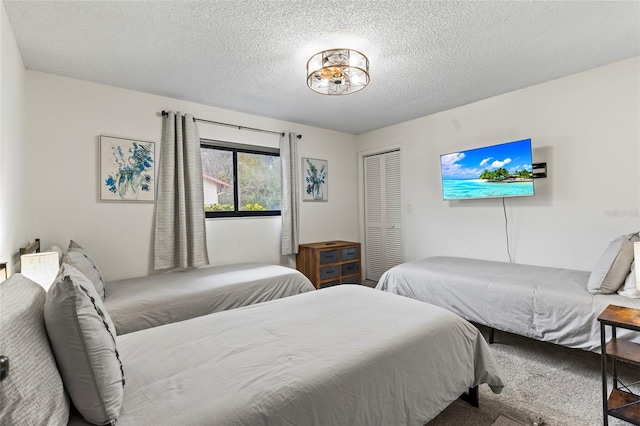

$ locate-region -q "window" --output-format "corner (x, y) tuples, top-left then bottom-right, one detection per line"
(201, 139), (281, 218)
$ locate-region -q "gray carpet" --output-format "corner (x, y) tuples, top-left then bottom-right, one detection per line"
(427, 325), (640, 426)
(491, 414), (528, 426)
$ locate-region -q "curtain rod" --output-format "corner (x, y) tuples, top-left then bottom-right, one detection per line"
(161, 111), (301, 139)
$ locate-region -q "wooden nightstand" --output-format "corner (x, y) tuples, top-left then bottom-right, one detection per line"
(296, 241), (361, 289)
(598, 304), (640, 425)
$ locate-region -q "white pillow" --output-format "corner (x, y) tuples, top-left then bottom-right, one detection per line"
(62, 240), (106, 300)
(587, 233), (638, 295)
(44, 244), (64, 265)
(618, 261), (639, 298)
(44, 263), (124, 425)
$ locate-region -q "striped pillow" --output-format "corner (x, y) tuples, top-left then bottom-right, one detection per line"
(44, 264), (124, 425)
(62, 240), (107, 300)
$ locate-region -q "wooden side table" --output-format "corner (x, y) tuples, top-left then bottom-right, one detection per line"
(598, 304), (640, 425)
(296, 241), (361, 289)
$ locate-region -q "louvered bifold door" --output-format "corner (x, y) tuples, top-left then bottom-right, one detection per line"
(383, 150), (404, 271)
(364, 155), (384, 280)
(364, 150), (404, 281)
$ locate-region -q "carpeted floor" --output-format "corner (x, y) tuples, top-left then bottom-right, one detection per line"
(363, 279), (378, 288)
(491, 413), (528, 426)
(427, 325), (640, 426)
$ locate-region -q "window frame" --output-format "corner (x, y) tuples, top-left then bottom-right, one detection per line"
(201, 139), (281, 218)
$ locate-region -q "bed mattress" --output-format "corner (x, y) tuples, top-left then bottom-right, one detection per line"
(104, 263), (315, 334)
(69, 285), (503, 426)
(376, 256), (640, 352)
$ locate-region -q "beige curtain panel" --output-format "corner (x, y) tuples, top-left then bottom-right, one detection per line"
(154, 111), (209, 269)
(280, 132), (300, 255)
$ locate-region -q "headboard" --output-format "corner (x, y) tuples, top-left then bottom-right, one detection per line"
(19, 238), (41, 256)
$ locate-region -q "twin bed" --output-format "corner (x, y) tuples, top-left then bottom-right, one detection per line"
(2, 273), (503, 426)
(1, 242), (505, 425)
(377, 256), (640, 352)
(22, 239), (316, 334)
(105, 262), (315, 334)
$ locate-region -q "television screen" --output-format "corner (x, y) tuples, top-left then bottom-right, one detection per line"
(440, 138), (535, 201)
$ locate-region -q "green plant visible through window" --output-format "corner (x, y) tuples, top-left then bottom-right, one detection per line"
(204, 203), (233, 211)
(243, 203), (267, 211)
(204, 203), (266, 211)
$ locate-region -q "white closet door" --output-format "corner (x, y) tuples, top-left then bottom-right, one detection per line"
(364, 150), (404, 281)
(364, 155), (384, 280)
(383, 151), (404, 270)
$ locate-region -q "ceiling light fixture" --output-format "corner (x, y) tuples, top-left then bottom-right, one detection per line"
(307, 48), (370, 95)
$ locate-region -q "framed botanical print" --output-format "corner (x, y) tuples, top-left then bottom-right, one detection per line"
(302, 157), (328, 202)
(99, 135), (155, 201)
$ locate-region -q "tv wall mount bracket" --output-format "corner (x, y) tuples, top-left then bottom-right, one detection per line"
(532, 162), (547, 179)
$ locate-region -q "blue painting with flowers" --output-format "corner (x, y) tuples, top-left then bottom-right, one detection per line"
(100, 135), (155, 201)
(302, 157), (328, 201)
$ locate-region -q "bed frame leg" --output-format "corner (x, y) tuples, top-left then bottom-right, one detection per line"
(459, 386), (479, 407)
(489, 327), (495, 344)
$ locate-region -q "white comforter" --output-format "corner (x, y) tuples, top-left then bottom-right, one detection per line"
(105, 263), (315, 334)
(377, 256), (640, 352)
(69, 285), (503, 426)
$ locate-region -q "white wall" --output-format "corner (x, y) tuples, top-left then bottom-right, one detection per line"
(0, 2), (29, 275)
(356, 57), (640, 271)
(25, 72), (359, 281)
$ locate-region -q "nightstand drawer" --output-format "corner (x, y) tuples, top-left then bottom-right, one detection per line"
(319, 250), (339, 264)
(342, 261), (359, 276)
(341, 276), (360, 284)
(341, 247), (359, 261)
(320, 265), (340, 280)
(320, 280), (340, 289)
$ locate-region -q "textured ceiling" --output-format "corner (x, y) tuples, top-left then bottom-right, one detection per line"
(4, 1), (640, 135)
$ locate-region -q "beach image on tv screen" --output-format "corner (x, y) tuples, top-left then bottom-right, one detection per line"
(440, 139), (534, 200)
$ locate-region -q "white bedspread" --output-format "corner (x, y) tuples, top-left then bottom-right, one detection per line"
(69, 285), (503, 426)
(376, 256), (640, 352)
(105, 263), (315, 334)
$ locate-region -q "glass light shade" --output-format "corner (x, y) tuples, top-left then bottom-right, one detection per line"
(307, 48), (370, 95)
(635, 242), (640, 290)
(21, 252), (59, 291)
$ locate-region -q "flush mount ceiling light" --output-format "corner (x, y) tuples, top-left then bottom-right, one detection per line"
(307, 48), (370, 95)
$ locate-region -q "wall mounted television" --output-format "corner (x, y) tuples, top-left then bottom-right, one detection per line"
(440, 138), (535, 201)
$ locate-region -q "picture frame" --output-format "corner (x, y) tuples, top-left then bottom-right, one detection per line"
(302, 157), (328, 202)
(99, 135), (155, 202)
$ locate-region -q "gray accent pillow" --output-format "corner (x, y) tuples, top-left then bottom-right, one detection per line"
(44, 264), (124, 425)
(588, 233), (639, 294)
(63, 239), (106, 300)
(0, 274), (70, 425)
